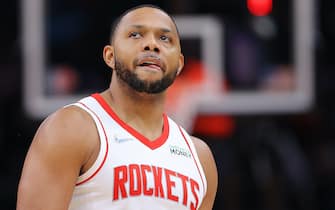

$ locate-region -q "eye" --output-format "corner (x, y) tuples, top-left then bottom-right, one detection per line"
(160, 35), (170, 42)
(129, 32), (141, 39)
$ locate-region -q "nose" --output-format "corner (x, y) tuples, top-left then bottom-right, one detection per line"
(143, 34), (160, 53)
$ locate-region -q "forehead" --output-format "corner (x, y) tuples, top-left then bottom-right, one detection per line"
(117, 7), (178, 34)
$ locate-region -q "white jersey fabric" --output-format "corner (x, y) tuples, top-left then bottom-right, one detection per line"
(68, 93), (207, 210)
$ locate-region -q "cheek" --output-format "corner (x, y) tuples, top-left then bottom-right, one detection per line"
(166, 53), (181, 70)
(115, 48), (136, 67)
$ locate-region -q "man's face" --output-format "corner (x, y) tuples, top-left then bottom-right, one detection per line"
(111, 7), (184, 94)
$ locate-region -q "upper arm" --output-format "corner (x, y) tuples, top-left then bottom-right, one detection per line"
(192, 136), (218, 210)
(17, 106), (96, 210)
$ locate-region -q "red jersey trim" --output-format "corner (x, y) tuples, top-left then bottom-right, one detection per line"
(178, 126), (206, 194)
(75, 102), (109, 186)
(92, 93), (169, 150)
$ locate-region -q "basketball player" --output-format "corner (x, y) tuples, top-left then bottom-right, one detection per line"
(17, 4), (218, 210)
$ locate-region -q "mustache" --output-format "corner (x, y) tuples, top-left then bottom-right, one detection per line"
(137, 52), (161, 60)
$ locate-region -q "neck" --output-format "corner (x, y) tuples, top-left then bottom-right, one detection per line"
(100, 80), (166, 140)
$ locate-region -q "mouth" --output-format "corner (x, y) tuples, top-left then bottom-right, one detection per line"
(137, 57), (163, 72)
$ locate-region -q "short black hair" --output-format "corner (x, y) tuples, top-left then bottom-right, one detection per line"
(109, 4), (180, 44)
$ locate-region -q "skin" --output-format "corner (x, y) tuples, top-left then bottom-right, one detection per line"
(17, 7), (218, 210)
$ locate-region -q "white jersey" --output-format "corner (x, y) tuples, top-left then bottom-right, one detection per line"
(68, 94), (207, 210)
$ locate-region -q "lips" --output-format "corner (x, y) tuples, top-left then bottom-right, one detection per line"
(137, 56), (164, 72)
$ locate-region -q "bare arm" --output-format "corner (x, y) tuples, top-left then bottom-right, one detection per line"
(191, 136), (218, 210)
(17, 106), (98, 210)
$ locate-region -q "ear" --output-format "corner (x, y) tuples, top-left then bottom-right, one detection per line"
(177, 53), (184, 76)
(103, 45), (115, 70)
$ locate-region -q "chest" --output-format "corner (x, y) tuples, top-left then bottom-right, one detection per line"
(95, 128), (204, 209)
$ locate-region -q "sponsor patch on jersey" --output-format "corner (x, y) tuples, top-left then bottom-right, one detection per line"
(169, 145), (191, 158)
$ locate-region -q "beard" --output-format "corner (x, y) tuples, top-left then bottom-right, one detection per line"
(114, 59), (178, 94)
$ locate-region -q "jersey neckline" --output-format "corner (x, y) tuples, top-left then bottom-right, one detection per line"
(91, 93), (169, 150)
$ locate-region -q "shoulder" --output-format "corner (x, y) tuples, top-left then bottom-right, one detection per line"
(38, 105), (95, 143)
(190, 136), (217, 173)
(191, 136), (218, 209)
(17, 105), (99, 209)
(32, 105), (98, 166)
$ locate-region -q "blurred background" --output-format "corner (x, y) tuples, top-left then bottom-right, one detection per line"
(1, 0), (335, 209)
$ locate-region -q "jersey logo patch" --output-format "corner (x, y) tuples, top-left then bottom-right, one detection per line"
(113, 135), (134, 143)
(169, 145), (191, 158)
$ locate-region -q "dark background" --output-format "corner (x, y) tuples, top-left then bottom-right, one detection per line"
(1, 0), (335, 209)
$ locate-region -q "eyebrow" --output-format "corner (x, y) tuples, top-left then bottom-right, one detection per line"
(129, 24), (172, 33)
